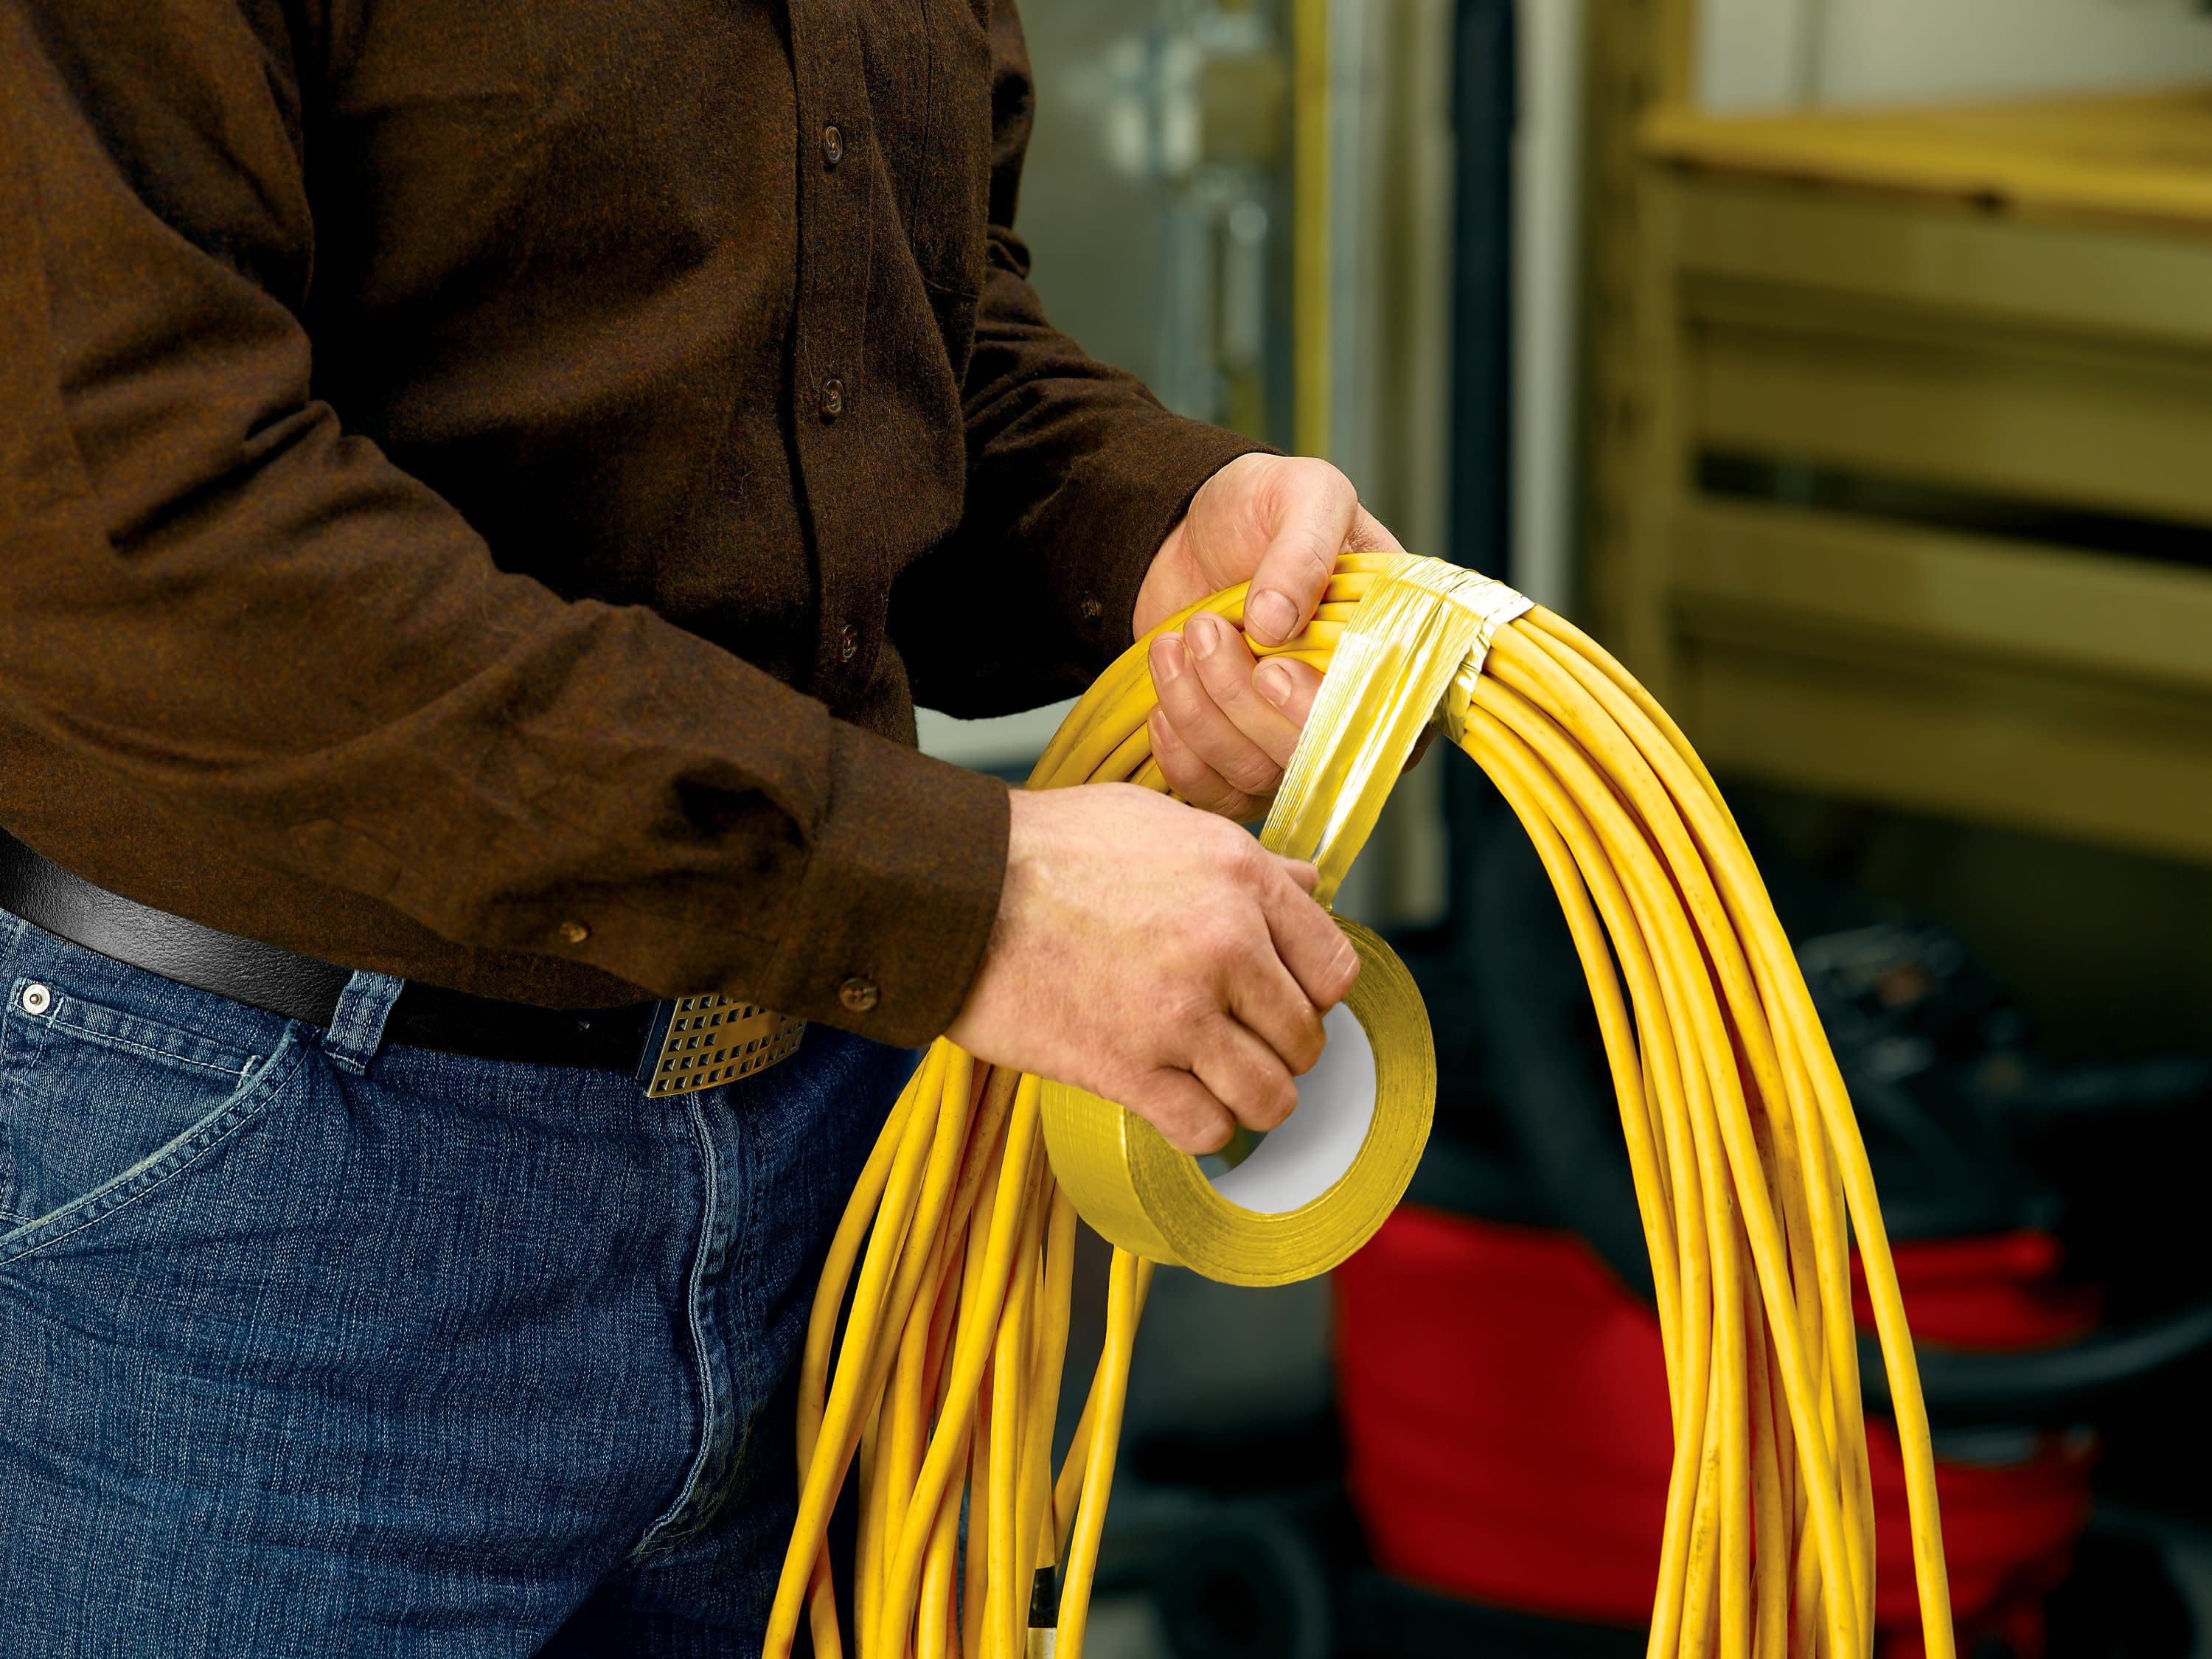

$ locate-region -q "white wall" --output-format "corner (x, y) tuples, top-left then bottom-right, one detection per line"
(917, 701), (1074, 773)
(1701, 0), (2212, 111)
(1699, 0), (1822, 112)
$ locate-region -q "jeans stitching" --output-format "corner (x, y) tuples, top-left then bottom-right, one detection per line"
(698, 1093), (765, 1525)
(683, 1097), (757, 1538)
(631, 1096), (723, 1557)
(0, 1029), (311, 1270)
(39, 1010), (257, 1077)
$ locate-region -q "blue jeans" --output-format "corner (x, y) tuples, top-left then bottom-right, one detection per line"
(0, 904), (909, 1657)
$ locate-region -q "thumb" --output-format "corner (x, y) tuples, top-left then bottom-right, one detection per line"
(1243, 468), (1357, 648)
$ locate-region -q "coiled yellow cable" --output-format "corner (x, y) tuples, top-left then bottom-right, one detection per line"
(764, 553), (1953, 1659)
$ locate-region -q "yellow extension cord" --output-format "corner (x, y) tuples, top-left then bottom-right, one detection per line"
(763, 552), (1955, 1659)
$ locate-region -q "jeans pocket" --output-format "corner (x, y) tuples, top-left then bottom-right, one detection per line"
(0, 968), (306, 1258)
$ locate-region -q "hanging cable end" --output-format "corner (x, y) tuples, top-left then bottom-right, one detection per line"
(1028, 1565), (1061, 1656)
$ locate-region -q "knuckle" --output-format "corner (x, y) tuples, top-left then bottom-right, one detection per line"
(1220, 751), (1281, 796)
(1162, 981), (1219, 1034)
(1180, 731), (1234, 775)
(1346, 507), (1397, 553)
(1219, 830), (1267, 880)
(1211, 794), (1264, 825)
(1202, 921), (1250, 974)
(1177, 762), (1231, 807)
(1130, 1088), (1211, 1154)
(1097, 1065), (1148, 1112)
(1194, 653), (1258, 707)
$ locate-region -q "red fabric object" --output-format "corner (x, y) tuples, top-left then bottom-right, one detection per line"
(1334, 1207), (2096, 1646)
(1333, 1208), (1673, 1622)
(1852, 1231), (2100, 1352)
(1863, 1417), (2090, 1659)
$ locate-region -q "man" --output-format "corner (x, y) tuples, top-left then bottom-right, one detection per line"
(0, 1), (1400, 1652)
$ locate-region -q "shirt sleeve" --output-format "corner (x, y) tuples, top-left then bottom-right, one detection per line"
(0, 1), (1005, 1046)
(889, 0), (1273, 720)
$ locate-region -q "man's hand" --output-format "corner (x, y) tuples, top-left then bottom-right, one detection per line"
(946, 786), (1360, 1154)
(1133, 453), (1403, 819)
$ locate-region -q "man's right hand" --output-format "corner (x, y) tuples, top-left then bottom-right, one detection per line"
(945, 785), (1360, 1155)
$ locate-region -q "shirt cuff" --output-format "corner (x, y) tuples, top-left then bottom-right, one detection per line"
(1043, 417), (1275, 664)
(755, 720), (1010, 1046)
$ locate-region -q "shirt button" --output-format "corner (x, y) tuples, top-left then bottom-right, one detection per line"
(839, 975), (880, 1015)
(819, 378), (844, 420)
(1079, 594), (1104, 624)
(822, 124), (844, 167)
(840, 622), (859, 663)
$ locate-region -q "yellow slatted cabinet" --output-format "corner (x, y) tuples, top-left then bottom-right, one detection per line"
(1596, 80), (2212, 868)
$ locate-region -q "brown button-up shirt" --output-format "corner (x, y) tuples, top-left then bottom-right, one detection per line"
(0, 0), (1262, 1044)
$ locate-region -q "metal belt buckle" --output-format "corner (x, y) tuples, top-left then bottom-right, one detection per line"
(638, 995), (805, 1098)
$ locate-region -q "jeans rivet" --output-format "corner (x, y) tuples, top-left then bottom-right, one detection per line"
(21, 982), (52, 1016)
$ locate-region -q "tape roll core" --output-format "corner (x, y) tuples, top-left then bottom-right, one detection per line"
(1206, 1001), (1374, 1215)
(1040, 919), (1434, 1287)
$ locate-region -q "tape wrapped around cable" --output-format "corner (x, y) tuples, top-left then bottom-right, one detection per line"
(1039, 555), (1525, 1289)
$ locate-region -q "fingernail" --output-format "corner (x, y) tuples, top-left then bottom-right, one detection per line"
(1150, 634), (1185, 683)
(1248, 590), (1298, 644)
(1256, 662), (1293, 707)
(1192, 613), (1225, 658)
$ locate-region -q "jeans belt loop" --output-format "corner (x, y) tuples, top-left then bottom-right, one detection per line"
(322, 971), (406, 1076)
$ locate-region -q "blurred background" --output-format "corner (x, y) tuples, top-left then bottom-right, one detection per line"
(917, 2), (2212, 1654)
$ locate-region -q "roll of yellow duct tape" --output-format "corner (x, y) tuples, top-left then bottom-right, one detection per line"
(1039, 917), (1433, 1287)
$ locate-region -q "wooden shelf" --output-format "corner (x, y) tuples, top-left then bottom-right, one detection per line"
(1599, 85), (2212, 866)
(1644, 86), (2212, 237)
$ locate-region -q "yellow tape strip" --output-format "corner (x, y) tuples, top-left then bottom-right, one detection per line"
(1262, 556), (1533, 900)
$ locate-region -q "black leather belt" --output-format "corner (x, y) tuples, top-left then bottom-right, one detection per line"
(0, 826), (655, 1073)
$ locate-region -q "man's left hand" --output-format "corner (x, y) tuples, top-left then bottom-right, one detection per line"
(1132, 453), (1404, 820)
